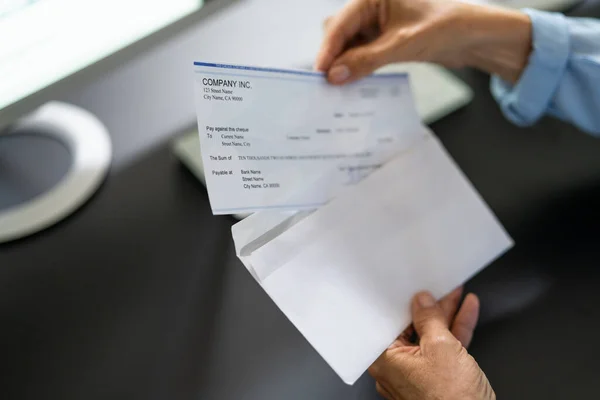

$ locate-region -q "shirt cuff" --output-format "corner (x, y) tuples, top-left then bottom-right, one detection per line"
(490, 9), (570, 126)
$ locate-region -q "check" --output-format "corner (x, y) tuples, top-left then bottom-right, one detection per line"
(193, 62), (427, 215)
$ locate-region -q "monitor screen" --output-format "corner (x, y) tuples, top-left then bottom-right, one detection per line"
(0, 0), (204, 112)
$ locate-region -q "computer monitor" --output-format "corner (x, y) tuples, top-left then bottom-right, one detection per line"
(0, 0), (236, 242)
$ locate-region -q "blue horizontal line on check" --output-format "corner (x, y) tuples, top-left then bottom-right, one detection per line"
(194, 61), (407, 81)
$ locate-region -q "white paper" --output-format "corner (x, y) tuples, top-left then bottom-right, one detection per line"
(232, 134), (513, 385)
(193, 61), (425, 215)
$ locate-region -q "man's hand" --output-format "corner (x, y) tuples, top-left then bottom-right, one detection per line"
(316, 0), (532, 84)
(369, 289), (495, 400)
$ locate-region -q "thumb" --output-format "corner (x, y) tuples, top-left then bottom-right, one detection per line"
(326, 33), (396, 84)
(411, 291), (452, 343)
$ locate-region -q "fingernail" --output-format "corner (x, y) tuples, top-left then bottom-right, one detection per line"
(417, 292), (435, 308)
(329, 64), (350, 83)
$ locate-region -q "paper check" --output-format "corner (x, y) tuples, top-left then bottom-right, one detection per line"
(193, 62), (426, 215)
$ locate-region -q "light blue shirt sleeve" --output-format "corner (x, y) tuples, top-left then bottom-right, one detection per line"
(490, 9), (600, 135)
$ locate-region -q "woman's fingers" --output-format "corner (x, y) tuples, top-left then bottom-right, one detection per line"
(438, 286), (464, 325)
(327, 31), (397, 84)
(411, 291), (452, 343)
(315, 0), (380, 72)
(375, 381), (394, 400)
(451, 293), (480, 348)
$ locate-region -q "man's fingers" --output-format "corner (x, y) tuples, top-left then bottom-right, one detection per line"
(438, 286), (464, 326)
(411, 291), (451, 342)
(315, 0), (378, 72)
(451, 293), (480, 348)
(326, 32), (396, 84)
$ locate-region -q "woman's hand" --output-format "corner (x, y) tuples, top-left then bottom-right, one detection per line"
(369, 288), (495, 400)
(315, 0), (532, 85)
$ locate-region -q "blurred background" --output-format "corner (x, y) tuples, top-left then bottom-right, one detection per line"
(1, 0), (600, 399)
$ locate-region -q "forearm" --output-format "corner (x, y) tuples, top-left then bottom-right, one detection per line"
(487, 9), (600, 135)
(460, 6), (533, 84)
(448, 5), (600, 134)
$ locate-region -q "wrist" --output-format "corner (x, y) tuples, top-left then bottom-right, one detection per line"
(458, 5), (532, 83)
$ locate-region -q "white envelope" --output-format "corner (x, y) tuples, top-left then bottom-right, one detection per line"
(232, 133), (513, 385)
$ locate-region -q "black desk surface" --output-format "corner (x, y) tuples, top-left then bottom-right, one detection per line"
(2, 5), (600, 399)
